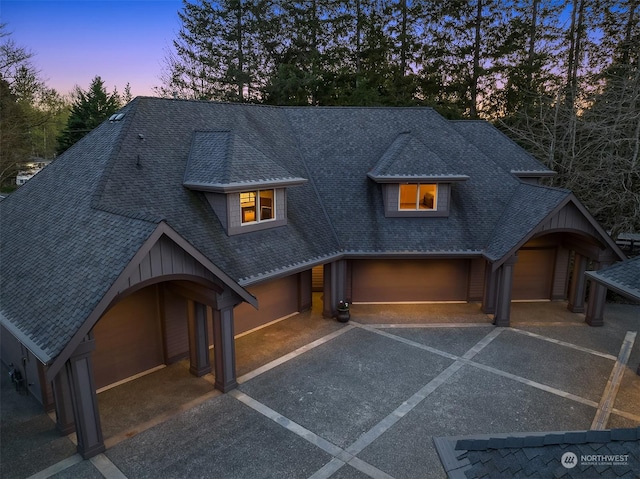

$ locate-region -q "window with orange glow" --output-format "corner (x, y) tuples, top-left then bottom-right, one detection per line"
(240, 189), (275, 224)
(398, 184), (437, 210)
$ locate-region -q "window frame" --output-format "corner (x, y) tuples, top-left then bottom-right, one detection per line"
(398, 183), (438, 211)
(240, 188), (276, 225)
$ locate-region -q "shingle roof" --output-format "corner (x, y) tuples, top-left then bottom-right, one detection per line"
(451, 121), (555, 175)
(0, 98), (607, 365)
(586, 257), (640, 302)
(484, 183), (571, 262)
(435, 427), (640, 479)
(183, 130), (306, 191)
(368, 132), (468, 181)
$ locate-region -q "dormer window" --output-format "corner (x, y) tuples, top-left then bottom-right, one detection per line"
(399, 184), (437, 211)
(241, 189), (275, 224)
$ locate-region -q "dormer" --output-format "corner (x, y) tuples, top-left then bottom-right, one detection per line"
(368, 133), (468, 217)
(183, 131), (307, 235)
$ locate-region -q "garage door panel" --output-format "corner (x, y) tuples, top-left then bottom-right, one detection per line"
(351, 259), (469, 302)
(93, 287), (164, 390)
(512, 248), (555, 300)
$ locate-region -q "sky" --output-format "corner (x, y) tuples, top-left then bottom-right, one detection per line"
(1, 0), (185, 97)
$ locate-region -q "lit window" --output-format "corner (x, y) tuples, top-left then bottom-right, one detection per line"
(399, 184), (437, 210)
(240, 189), (275, 224)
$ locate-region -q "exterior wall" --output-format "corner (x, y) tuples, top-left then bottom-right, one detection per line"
(468, 258), (486, 301)
(234, 274), (300, 335)
(382, 183), (451, 217)
(161, 285), (189, 363)
(0, 324), (45, 406)
(351, 259), (470, 302)
(205, 192), (228, 230)
(92, 286), (164, 390)
(552, 247), (571, 300)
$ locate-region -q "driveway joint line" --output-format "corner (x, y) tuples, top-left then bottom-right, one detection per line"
(364, 323), (492, 328)
(90, 453), (128, 479)
(464, 360), (599, 408)
(509, 328), (618, 360)
(25, 454), (84, 479)
(354, 321), (606, 410)
(237, 325), (355, 384)
(591, 331), (637, 430)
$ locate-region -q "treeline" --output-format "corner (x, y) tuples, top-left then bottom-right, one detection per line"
(157, 0), (639, 236)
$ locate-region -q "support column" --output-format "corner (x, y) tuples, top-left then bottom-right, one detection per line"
(52, 366), (75, 435)
(188, 301), (211, 377)
(482, 261), (499, 315)
(494, 255), (517, 327)
(213, 293), (238, 392)
(66, 338), (105, 459)
(323, 260), (347, 318)
(568, 253), (588, 313)
(585, 261), (610, 327)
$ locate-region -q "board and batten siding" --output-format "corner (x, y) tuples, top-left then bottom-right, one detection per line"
(122, 235), (219, 293)
(537, 202), (600, 238)
(467, 258), (486, 301)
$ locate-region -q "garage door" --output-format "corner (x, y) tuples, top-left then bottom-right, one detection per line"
(351, 259), (469, 302)
(93, 286), (164, 390)
(233, 274), (299, 335)
(512, 248), (556, 300)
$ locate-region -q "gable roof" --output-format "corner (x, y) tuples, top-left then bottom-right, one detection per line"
(0, 98), (622, 368)
(586, 257), (640, 302)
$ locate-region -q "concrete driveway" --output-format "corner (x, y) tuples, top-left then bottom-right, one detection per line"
(2, 301), (639, 479)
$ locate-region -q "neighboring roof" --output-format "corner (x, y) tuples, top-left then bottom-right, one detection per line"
(0, 98), (620, 367)
(586, 257), (640, 302)
(435, 427), (640, 479)
(183, 130), (306, 192)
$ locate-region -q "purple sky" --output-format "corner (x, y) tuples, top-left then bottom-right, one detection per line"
(1, 0), (184, 97)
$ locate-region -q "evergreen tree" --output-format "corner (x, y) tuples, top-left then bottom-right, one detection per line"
(159, 0), (267, 101)
(57, 76), (121, 154)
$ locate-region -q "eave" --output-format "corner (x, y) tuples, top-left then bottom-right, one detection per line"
(184, 177), (308, 193)
(367, 174), (470, 183)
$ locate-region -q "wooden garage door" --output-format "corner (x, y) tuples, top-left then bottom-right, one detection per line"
(233, 274), (299, 335)
(351, 259), (469, 302)
(512, 248), (556, 300)
(93, 286), (164, 390)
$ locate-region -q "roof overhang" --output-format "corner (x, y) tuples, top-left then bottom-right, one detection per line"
(585, 259), (640, 302)
(44, 221), (256, 381)
(511, 170), (556, 178)
(184, 177), (308, 193)
(367, 174), (470, 183)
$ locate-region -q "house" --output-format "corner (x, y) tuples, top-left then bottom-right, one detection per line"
(0, 98), (626, 458)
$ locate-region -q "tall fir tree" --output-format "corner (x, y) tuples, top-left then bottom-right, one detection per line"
(56, 76), (121, 154)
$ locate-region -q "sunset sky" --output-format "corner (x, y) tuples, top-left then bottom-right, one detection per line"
(2, 0), (184, 97)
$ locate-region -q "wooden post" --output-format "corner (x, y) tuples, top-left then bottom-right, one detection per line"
(52, 366), (75, 435)
(568, 253), (588, 313)
(494, 255), (517, 327)
(213, 292), (238, 392)
(187, 300), (212, 377)
(66, 338), (105, 459)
